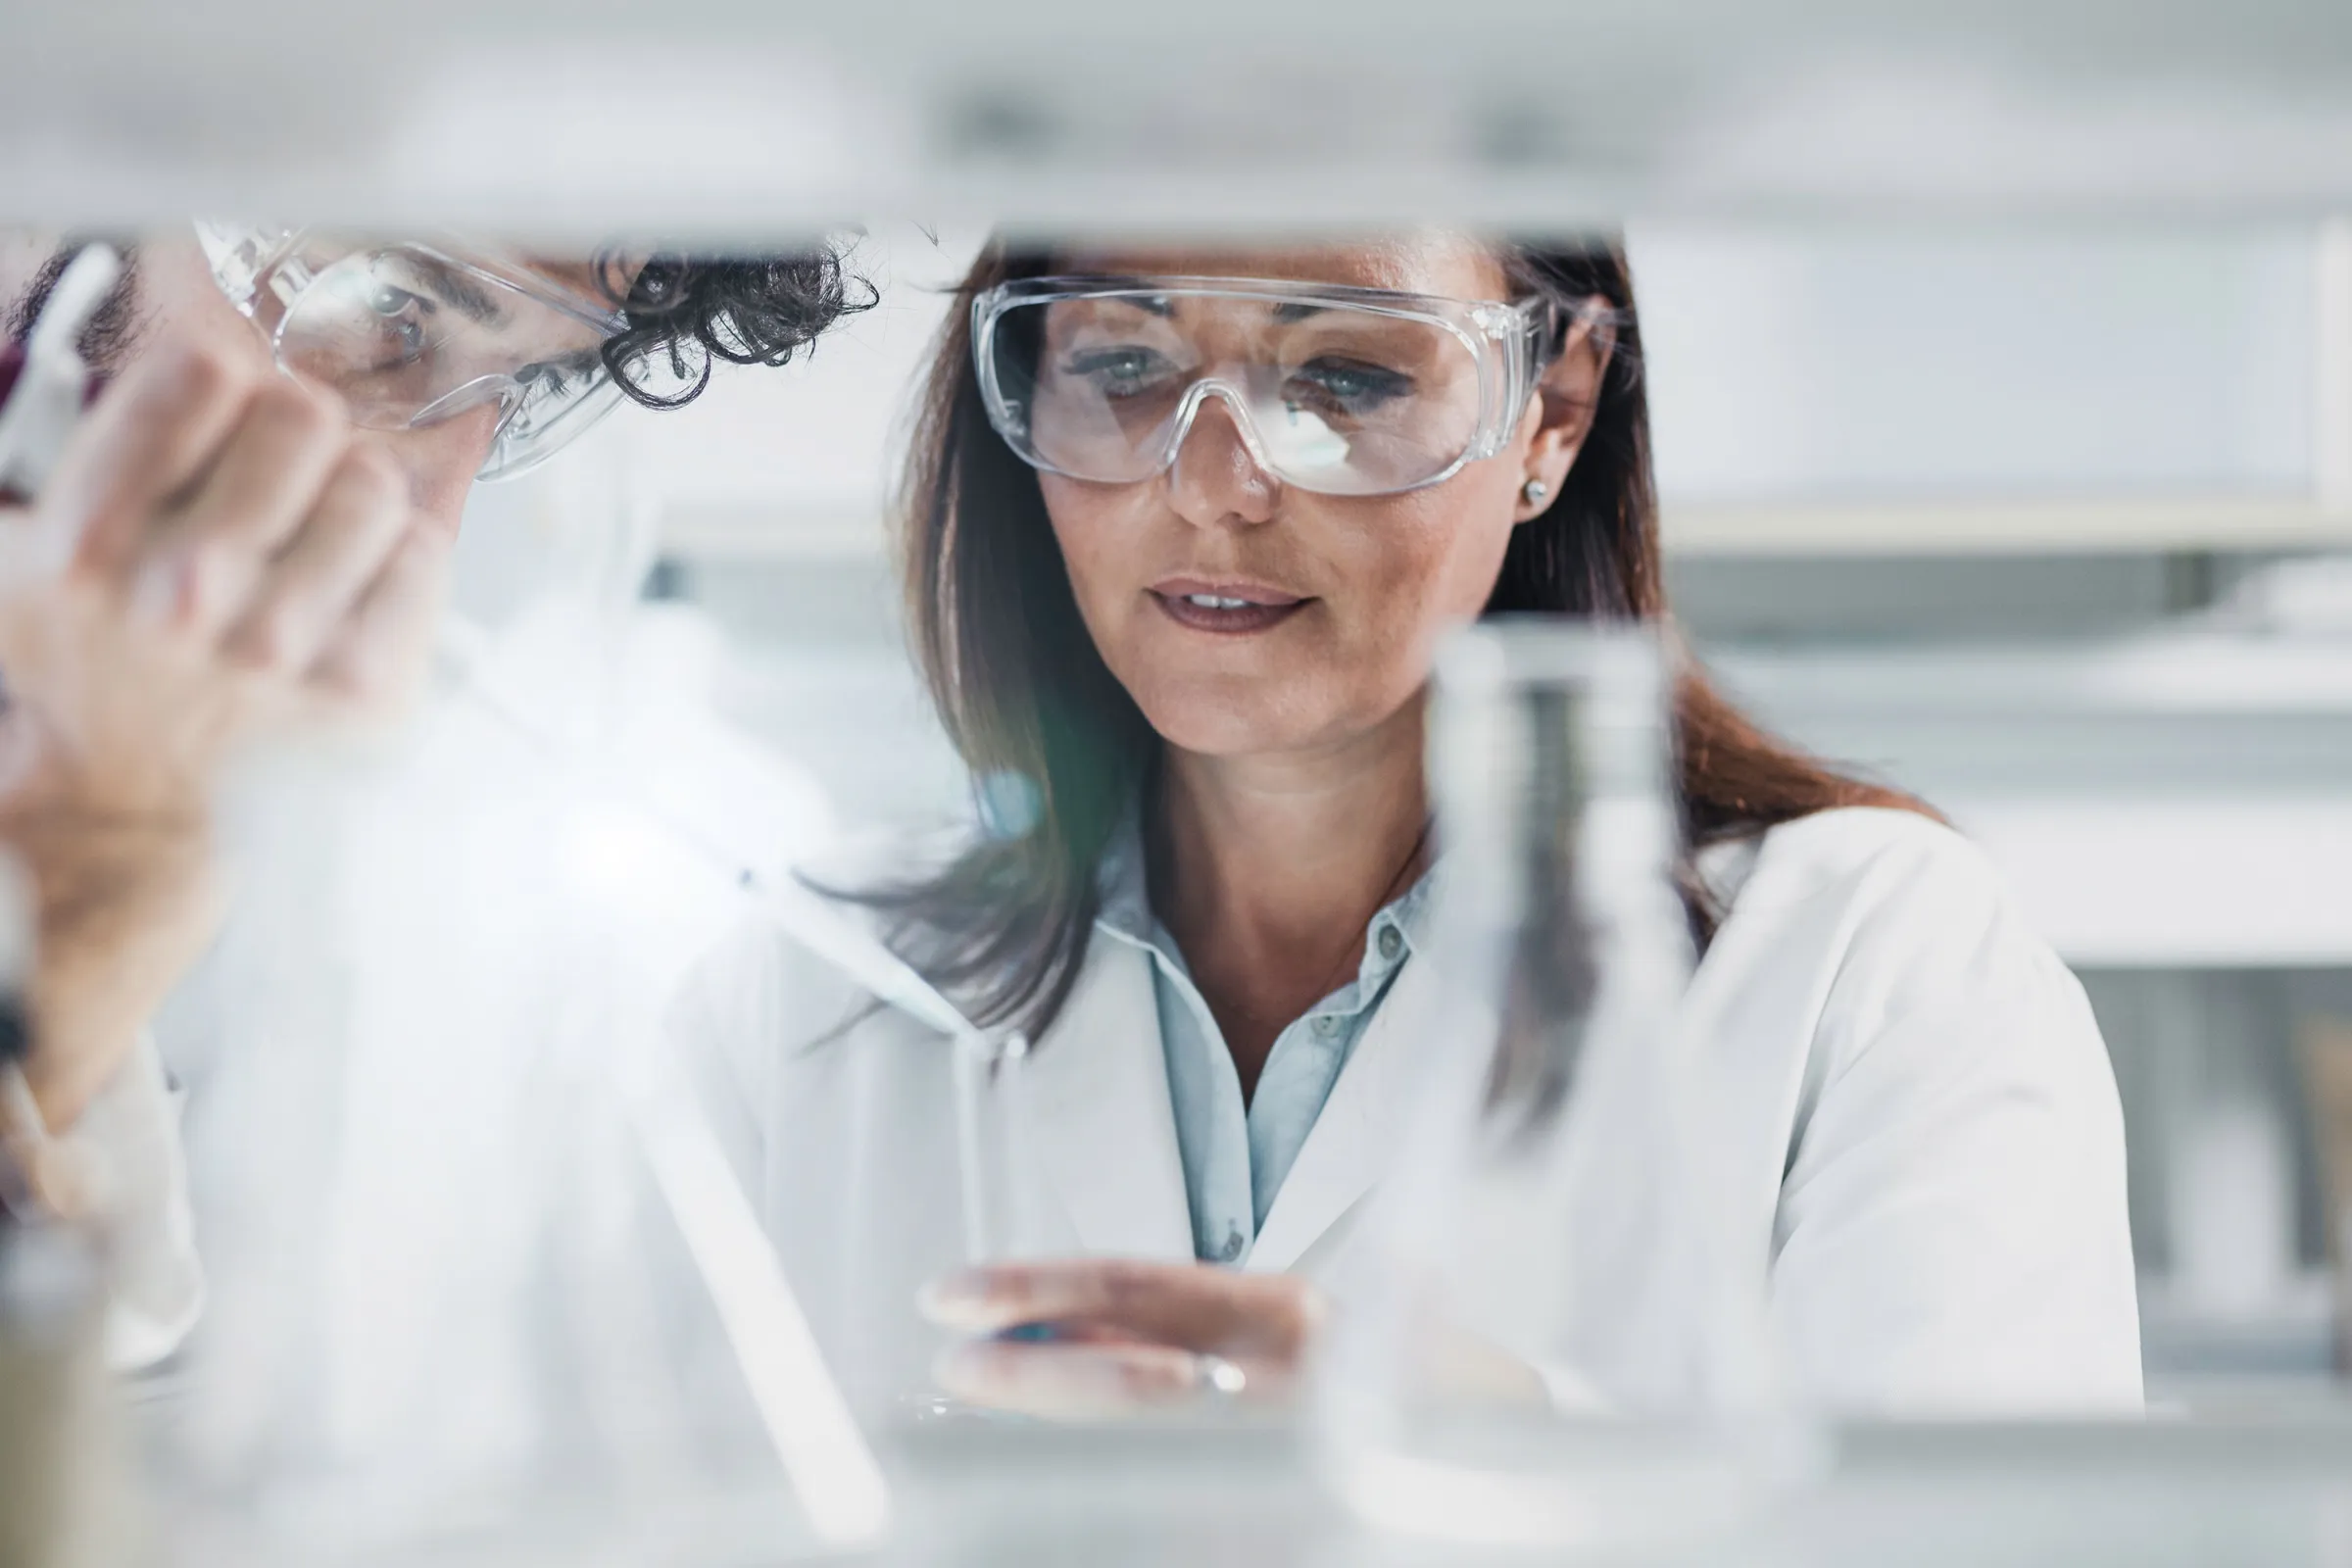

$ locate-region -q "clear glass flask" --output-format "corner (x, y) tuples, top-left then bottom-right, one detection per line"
(1314, 618), (1818, 1551)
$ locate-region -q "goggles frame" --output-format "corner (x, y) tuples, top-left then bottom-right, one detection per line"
(972, 274), (1598, 497)
(196, 221), (633, 482)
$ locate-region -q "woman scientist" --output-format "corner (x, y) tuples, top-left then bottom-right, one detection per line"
(673, 233), (2141, 1419)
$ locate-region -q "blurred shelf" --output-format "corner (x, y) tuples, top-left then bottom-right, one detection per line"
(20, 0), (2352, 226)
(662, 498), (2352, 564)
(1954, 797), (2352, 968)
(1663, 496), (2352, 557)
(1714, 634), (2352, 716)
(1710, 633), (2352, 966)
(2139, 1272), (2336, 1383)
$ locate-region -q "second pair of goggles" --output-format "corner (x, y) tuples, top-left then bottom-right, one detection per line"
(974, 275), (1612, 498)
(198, 223), (677, 482)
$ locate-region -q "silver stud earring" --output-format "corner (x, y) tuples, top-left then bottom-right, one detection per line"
(1521, 478), (1549, 506)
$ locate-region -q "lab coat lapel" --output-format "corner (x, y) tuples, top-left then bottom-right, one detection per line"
(1248, 951), (1446, 1272)
(1020, 934), (1196, 1260)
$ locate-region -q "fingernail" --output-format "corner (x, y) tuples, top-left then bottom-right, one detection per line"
(917, 1268), (1004, 1328)
(930, 1338), (1000, 1396)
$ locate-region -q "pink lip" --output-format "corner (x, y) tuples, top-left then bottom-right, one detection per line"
(1148, 578), (1305, 607)
(1147, 578), (1311, 637)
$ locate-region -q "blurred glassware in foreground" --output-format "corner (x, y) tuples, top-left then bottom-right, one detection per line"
(151, 446), (885, 1564)
(1314, 618), (1815, 1550)
(0, 846), (140, 1568)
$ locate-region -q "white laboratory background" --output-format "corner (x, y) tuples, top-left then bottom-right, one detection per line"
(446, 218), (2352, 1396)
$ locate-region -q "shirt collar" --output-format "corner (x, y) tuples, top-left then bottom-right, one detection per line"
(1093, 804), (1438, 984)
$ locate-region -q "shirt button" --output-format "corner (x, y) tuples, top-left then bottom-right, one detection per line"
(1377, 926), (1403, 961)
(1312, 1014), (1340, 1039)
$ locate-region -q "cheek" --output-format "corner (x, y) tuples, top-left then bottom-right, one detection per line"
(1038, 474), (1132, 615)
(1339, 467), (1522, 640)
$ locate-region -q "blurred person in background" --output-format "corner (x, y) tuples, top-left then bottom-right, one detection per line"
(673, 232), (2142, 1420)
(0, 225), (869, 1366)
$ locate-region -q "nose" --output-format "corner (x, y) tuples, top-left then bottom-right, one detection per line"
(1164, 383), (1278, 529)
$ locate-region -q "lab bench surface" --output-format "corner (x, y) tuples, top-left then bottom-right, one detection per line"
(862, 1415), (2352, 1567)
(148, 1410), (2352, 1565)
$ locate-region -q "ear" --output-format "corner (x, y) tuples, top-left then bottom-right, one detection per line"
(1512, 297), (1616, 523)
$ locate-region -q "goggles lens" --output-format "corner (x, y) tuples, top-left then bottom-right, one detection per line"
(209, 229), (684, 482)
(275, 246), (612, 433)
(980, 281), (1541, 498)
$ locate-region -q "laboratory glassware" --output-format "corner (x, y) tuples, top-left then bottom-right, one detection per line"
(973, 274), (1618, 497)
(0, 835), (140, 1568)
(1313, 617), (1810, 1550)
(154, 482), (902, 1564)
(0, 246), (898, 1558)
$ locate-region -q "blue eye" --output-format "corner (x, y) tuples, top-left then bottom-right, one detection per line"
(1061, 346), (1176, 398)
(1285, 357), (1412, 416)
(364, 285), (431, 361)
(368, 282), (419, 317)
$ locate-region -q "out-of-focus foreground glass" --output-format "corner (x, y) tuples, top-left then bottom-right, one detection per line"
(1314, 620), (1815, 1550)
(151, 442), (914, 1565)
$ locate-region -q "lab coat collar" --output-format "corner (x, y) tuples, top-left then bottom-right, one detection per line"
(1022, 932), (1197, 1262)
(1245, 938), (1445, 1272)
(1090, 806), (1453, 1272)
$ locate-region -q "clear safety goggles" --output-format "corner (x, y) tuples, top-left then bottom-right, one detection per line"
(974, 275), (1602, 498)
(198, 222), (685, 482)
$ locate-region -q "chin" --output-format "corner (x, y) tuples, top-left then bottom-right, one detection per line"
(1134, 680), (1344, 759)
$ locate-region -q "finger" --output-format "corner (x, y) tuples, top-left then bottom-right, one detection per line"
(39, 342), (260, 576)
(134, 377), (350, 639)
(934, 1338), (1204, 1421)
(306, 521), (450, 708)
(921, 1259), (1322, 1357)
(0, 503), (45, 592)
(221, 446), (409, 677)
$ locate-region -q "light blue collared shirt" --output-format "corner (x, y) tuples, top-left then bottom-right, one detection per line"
(1093, 827), (1435, 1266)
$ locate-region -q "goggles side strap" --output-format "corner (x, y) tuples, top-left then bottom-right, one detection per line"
(1499, 298), (1579, 448)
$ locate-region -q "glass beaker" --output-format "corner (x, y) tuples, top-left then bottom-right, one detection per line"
(1313, 618), (1816, 1551)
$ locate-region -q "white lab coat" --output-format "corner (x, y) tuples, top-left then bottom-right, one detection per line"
(671, 807), (2143, 1417)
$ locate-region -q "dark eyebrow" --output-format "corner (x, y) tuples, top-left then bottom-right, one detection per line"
(404, 252), (509, 327)
(6, 241), (146, 370)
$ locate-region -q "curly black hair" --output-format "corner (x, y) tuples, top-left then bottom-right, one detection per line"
(594, 245), (878, 410)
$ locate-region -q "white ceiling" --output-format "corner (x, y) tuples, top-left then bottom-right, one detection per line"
(8, 1), (2352, 232)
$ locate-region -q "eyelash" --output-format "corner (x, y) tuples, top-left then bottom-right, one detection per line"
(1291, 358), (1412, 403)
(520, 355), (600, 399)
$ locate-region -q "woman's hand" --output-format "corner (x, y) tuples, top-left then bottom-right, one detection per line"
(921, 1258), (1328, 1420)
(0, 338), (450, 1137)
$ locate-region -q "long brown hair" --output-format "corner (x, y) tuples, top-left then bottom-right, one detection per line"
(854, 237), (1927, 1040)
